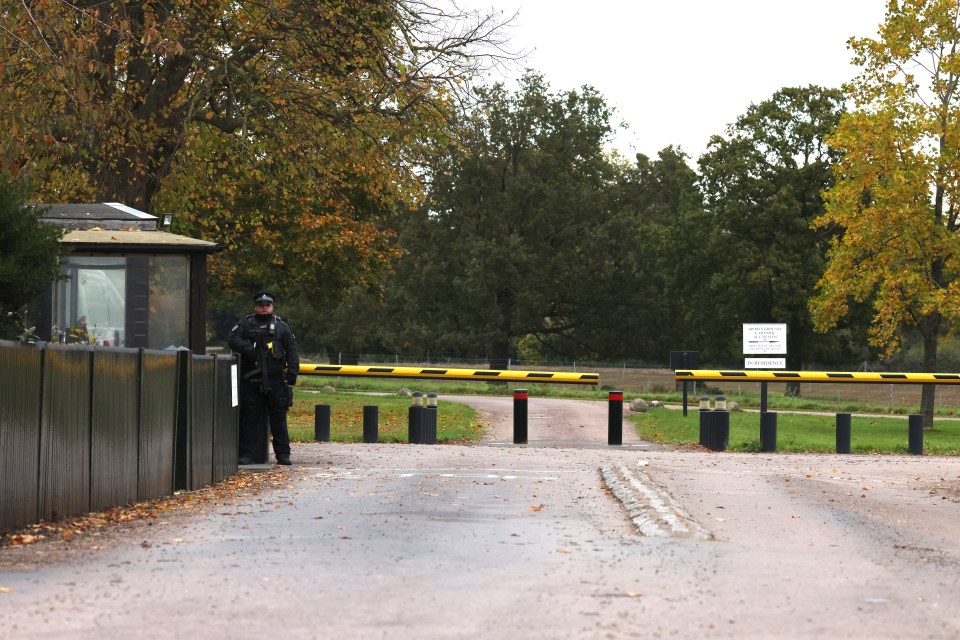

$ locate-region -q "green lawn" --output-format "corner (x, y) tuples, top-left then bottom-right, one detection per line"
(287, 390), (484, 443)
(285, 378), (960, 454)
(630, 408), (960, 455)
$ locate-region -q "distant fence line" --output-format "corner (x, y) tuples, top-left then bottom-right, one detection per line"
(0, 340), (238, 533)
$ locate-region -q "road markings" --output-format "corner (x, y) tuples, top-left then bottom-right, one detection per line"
(314, 468), (572, 481)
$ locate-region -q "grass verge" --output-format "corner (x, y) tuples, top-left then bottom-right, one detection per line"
(630, 408), (960, 455)
(287, 390), (485, 443)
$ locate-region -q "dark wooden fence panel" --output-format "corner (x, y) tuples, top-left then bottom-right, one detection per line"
(0, 341), (237, 532)
(0, 341), (43, 531)
(190, 356), (216, 491)
(39, 345), (92, 521)
(138, 350), (178, 501)
(90, 348), (141, 512)
(213, 356), (239, 483)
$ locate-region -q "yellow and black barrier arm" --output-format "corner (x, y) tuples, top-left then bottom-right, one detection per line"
(299, 363), (601, 386)
(674, 369), (960, 384)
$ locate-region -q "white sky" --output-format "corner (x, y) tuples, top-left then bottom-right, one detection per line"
(459, 0), (888, 161)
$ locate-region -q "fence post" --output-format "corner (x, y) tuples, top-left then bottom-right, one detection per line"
(607, 390), (623, 445)
(908, 414), (923, 455)
(513, 389), (528, 444)
(836, 413), (851, 454)
(362, 405), (378, 444)
(315, 404), (331, 441)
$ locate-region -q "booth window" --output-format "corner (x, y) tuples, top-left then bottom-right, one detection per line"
(51, 254), (189, 348)
(53, 257), (126, 345)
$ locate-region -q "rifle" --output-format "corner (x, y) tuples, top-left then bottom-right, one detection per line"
(255, 322), (276, 394)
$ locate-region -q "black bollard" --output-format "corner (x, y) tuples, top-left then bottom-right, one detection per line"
(513, 389), (528, 444)
(608, 391), (623, 445)
(908, 414), (923, 455)
(698, 397), (710, 447)
(362, 405), (378, 444)
(425, 393), (438, 445)
(315, 404), (331, 442)
(408, 392), (425, 444)
(836, 413), (851, 454)
(710, 396), (729, 452)
(760, 411), (777, 453)
(711, 411), (730, 451)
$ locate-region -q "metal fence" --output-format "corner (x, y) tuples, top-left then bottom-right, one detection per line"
(0, 340), (238, 533)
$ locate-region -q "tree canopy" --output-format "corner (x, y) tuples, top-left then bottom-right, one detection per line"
(373, 73), (621, 366)
(0, 0), (511, 317)
(0, 175), (64, 340)
(811, 0), (960, 424)
(697, 86), (857, 372)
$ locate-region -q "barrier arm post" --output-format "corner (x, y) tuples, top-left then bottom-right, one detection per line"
(682, 380), (688, 417)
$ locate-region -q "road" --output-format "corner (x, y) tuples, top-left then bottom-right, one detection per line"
(1, 397), (959, 639)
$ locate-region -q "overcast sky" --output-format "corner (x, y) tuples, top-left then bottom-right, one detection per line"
(458, 0), (889, 161)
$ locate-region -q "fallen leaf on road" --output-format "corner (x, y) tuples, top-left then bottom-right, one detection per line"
(0, 587), (11, 593)
(715, 517), (726, 522)
(626, 592), (642, 598)
(529, 504), (545, 511)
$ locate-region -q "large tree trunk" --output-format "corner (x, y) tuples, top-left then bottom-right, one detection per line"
(920, 313), (941, 430)
(489, 339), (511, 371)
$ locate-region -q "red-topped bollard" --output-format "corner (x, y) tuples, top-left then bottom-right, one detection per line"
(608, 391), (623, 445)
(513, 389), (528, 444)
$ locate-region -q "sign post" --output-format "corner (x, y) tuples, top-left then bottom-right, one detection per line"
(743, 324), (787, 413)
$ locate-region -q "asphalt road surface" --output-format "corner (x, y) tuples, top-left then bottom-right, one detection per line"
(2, 397), (959, 639)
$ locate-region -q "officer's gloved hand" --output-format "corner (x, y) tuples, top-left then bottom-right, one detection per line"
(286, 372), (297, 386)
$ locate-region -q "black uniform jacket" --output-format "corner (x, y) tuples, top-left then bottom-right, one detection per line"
(228, 313), (300, 383)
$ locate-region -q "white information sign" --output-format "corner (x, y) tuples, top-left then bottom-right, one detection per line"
(745, 357), (787, 369)
(743, 323), (787, 355)
(231, 364), (239, 407)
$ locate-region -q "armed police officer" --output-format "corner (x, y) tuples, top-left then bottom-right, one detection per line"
(228, 291), (300, 466)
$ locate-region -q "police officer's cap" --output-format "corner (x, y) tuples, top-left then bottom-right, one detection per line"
(253, 291), (276, 305)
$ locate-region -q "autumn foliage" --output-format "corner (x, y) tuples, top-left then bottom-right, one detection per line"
(812, 0), (960, 425)
(0, 1), (505, 304)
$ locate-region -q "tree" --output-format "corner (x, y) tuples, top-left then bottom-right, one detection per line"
(562, 146), (706, 361)
(386, 73), (620, 367)
(697, 86), (861, 382)
(0, 1), (513, 322)
(810, 1), (960, 427)
(0, 175), (64, 339)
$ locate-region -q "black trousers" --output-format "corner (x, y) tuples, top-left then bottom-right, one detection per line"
(238, 379), (291, 461)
